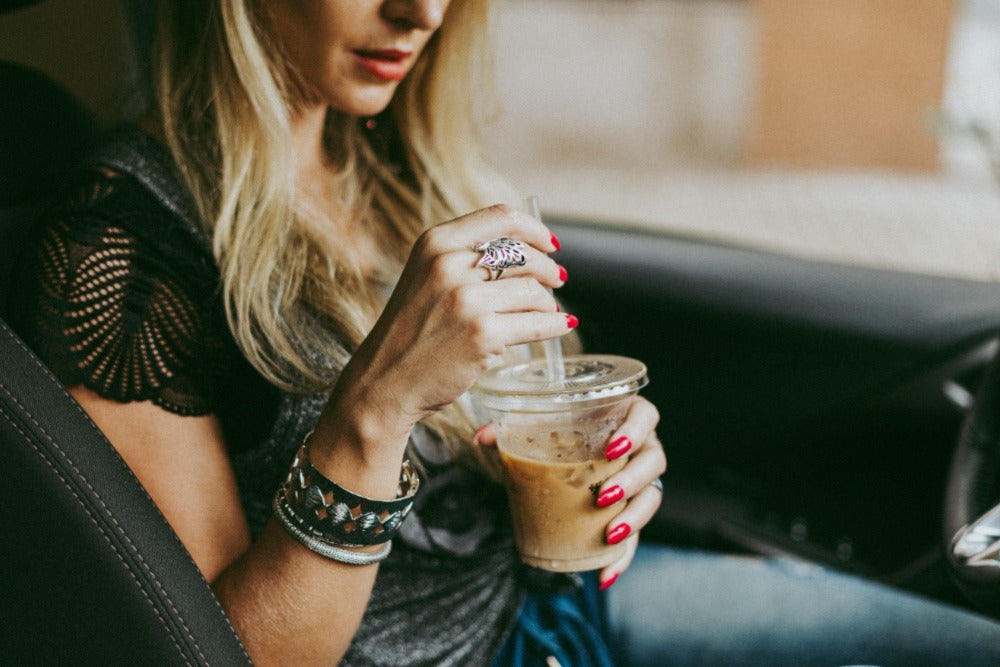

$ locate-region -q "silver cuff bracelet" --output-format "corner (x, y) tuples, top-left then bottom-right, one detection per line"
(276, 433), (420, 548)
(273, 492), (392, 565)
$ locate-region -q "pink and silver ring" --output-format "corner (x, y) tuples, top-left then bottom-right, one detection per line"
(474, 237), (527, 280)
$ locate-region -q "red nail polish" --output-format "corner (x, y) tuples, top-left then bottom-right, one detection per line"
(565, 314), (579, 329)
(599, 572), (619, 591)
(605, 436), (632, 460)
(550, 232), (561, 251)
(596, 485), (624, 507)
(607, 522), (631, 545)
(558, 265), (568, 282)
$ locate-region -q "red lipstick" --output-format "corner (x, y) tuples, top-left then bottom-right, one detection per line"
(354, 49), (412, 81)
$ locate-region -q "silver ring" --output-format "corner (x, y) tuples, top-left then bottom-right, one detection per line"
(474, 237), (527, 280)
(649, 478), (664, 494)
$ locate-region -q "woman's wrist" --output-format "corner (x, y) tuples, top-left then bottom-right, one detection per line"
(310, 387), (416, 500)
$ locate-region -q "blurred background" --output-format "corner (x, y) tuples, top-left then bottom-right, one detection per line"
(2, 0), (999, 280)
(481, 0), (1000, 281)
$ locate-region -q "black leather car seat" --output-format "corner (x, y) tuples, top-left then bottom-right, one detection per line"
(0, 60), (98, 306)
(0, 319), (252, 665)
(0, 55), (251, 666)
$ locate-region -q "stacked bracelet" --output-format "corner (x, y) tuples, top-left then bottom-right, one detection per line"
(273, 493), (393, 565)
(274, 433), (420, 563)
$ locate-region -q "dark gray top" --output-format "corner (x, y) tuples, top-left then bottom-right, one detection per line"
(9, 125), (522, 666)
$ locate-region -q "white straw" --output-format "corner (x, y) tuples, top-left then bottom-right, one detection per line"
(525, 196), (565, 383)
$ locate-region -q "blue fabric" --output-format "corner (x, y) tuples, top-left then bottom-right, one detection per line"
(494, 545), (1000, 666)
(492, 571), (614, 667)
(606, 544), (1000, 667)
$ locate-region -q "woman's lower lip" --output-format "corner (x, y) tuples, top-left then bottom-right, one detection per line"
(354, 54), (407, 81)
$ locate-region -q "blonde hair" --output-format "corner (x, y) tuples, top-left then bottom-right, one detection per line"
(152, 0), (514, 474)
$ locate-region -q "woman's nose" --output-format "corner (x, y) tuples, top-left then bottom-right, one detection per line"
(382, 0), (445, 31)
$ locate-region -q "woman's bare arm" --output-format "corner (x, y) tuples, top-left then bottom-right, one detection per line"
(66, 206), (568, 664)
(70, 386), (397, 665)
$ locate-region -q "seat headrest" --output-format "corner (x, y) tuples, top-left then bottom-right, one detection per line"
(0, 61), (98, 207)
(0, 1), (43, 14)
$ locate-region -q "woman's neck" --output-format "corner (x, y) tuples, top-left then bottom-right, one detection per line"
(291, 104), (331, 180)
(289, 104), (383, 282)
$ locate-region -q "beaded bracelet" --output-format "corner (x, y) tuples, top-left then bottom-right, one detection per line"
(276, 434), (421, 549)
(273, 492), (392, 565)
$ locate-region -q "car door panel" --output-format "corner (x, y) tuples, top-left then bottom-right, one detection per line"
(553, 219), (1000, 594)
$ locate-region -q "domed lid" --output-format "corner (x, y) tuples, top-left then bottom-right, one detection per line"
(472, 354), (648, 412)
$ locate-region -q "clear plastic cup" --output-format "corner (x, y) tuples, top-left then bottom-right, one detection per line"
(473, 354), (648, 572)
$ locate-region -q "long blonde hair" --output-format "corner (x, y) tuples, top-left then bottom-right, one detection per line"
(152, 0), (513, 472)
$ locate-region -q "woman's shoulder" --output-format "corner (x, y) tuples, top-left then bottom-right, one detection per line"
(52, 124), (211, 258)
(8, 126), (224, 416)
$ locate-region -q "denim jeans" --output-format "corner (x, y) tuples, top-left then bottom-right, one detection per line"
(606, 544), (1000, 667)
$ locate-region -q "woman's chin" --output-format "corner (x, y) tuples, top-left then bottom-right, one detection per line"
(328, 85), (399, 119)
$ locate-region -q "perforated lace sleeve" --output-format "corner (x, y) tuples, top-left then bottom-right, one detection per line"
(12, 171), (220, 416)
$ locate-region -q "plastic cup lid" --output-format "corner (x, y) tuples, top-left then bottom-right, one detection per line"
(472, 354), (648, 412)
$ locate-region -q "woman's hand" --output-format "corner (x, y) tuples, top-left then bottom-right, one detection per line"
(324, 204), (571, 455)
(592, 395), (666, 590)
(473, 395), (666, 590)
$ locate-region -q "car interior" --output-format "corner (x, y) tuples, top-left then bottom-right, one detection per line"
(4, 0), (1000, 664)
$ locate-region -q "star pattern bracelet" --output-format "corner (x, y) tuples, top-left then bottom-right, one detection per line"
(276, 433), (421, 549)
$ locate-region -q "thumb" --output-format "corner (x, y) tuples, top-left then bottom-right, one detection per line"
(472, 422), (498, 447)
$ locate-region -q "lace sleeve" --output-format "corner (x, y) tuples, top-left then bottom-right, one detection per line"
(11, 171), (218, 416)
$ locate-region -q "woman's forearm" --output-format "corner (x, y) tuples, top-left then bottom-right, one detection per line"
(213, 519), (380, 666)
(212, 403), (415, 665)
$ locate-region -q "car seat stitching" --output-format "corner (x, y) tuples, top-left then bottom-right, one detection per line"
(0, 375), (211, 665)
(2, 325), (251, 662)
(0, 404), (193, 666)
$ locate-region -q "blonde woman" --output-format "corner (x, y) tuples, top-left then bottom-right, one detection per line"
(13, 1), (1000, 665)
(11, 1), (665, 664)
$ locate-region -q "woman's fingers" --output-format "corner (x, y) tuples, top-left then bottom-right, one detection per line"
(596, 396), (665, 505)
(599, 534), (639, 591)
(598, 436), (666, 503)
(471, 245), (566, 288)
(597, 455), (664, 590)
(419, 204), (559, 256)
(603, 480), (662, 545)
(434, 244), (564, 288)
(598, 477), (662, 589)
(418, 236), (564, 292)
(603, 396), (660, 463)
(590, 395), (665, 593)
(492, 311), (578, 348)
(472, 422), (497, 447)
(448, 278), (574, 349)
(450, 276), (558, 318)
(471, 276), (557, 314)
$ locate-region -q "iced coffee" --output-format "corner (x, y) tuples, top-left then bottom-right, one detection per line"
(473, 355), (648, 572)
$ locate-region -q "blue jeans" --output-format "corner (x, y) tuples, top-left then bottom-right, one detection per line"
(606, 544), (1000, 666)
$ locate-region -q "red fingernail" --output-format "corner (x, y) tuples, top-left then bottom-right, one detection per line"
(599, 572), (619, 591)
(550, 232), (561, 251)
(473, 423), (490, 445)
(596, 485), (624, 507)
(605, 436), (632, 460)
(565, 314), (579, 329)
(558, 265), (568, 282)
(607, 522), (631, 545)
